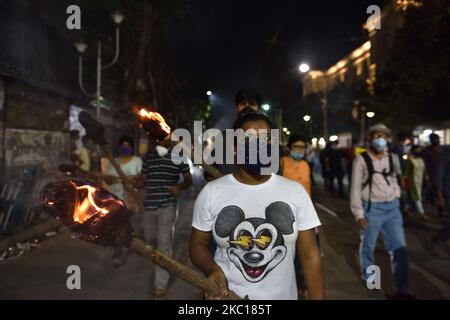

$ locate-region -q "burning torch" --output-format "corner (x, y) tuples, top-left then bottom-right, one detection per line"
(40, 179), (242, 300)
(136, 107), (223, 179)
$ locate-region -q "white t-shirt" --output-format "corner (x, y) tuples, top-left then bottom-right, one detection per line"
(107, 156), (143, 199)
(192, 173), (321, 300)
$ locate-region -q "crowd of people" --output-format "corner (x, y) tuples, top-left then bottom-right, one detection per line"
(67, 85), (449, 300)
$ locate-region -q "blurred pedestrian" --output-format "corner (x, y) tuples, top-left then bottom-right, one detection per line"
(328, 140), (345, 197)
(433, 148), (450, 243)
(346, 138), (358, 190)
(404, 145), (429, 220)
(75, 135), (91, 172)
(104, 136), (143, 267)
(84, 135), (100, 171)
(392, 132), (411, 173)
(281, 134), (321, 298)
(319, 143), (332, 193)
(350, 123), (415, 299)
(69, 130), (80, 165)
(422, 133), (444, 217)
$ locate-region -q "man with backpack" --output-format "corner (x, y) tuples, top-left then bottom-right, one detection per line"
(350, 124), (415, 299)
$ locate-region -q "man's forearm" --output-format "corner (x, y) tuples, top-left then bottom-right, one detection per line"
(302, 254), (326, 299)
(190, 243), (221, 276)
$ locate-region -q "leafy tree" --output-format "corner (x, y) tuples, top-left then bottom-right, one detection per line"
(373, 0), (450, 132)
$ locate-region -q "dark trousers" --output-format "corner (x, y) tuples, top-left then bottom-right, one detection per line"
(330, 173), (344, 195)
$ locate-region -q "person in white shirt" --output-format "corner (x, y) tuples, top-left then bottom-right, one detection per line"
(350, 123), (415, 299)
(189, 112), (325, 300)
(104, 136), (142, 266)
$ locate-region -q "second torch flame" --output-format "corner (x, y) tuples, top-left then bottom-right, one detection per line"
(73, 184), (109, 224)
(138, 108), (171, 135)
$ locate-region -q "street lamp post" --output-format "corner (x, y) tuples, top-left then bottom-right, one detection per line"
(300, 62), (328, 141)
(303, 114), (312, 138)
(75, 11), (125, 120)
(366, 111), (375, 128)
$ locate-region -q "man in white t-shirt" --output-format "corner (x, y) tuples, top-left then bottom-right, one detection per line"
(190, 112), (325, 300)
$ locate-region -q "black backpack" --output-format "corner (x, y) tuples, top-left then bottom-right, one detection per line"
(361, 151), (395, 211)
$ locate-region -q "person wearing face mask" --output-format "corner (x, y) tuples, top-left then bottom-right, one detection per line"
(281, 135), (311, 196)
(190, 112), (325, 300)
(281, 135), (321, 299)
(105, 136), (143, 266)
(138, 132), (192, 299)
(213, 86), (264, 177)
(350, 124), (415, 299)
(404, 145), (429, 220)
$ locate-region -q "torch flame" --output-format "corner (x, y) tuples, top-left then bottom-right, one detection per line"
(138, 108), (171, 135)
(73, 184), (109, 224)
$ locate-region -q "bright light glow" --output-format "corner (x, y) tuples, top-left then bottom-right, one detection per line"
(299, 63), (310, 73)
(402, 155), (408, 160)
(366, 111), (375, 118)
(286, 131), (291, 136)
(330, 135), (339, 142)
(318, 137), (326, 148)
(206, 91), (212, 96)
(423, 129), (433, 136)
(262, 104), (270, 111)
(303, 115), (311, 122)
(74, 41), (88, 54)
(312, 138), (318, 145)
(282, 127), (288, 132)
(111, 11), (125, 25)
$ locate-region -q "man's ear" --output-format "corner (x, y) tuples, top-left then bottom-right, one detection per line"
(215, 206), (245, 238)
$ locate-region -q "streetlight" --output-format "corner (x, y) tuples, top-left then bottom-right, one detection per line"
(366, 111), (375, 128)
(299, 63), (310, 73)
(282, 127), (288, 133)
(262, 104), (270, 112)
(329, 135), (339, 142)
(366, 111), (375, 118)
(206, 90), (212, 96)
(75, 11), (125, 120)
(303, 114), (312, 137)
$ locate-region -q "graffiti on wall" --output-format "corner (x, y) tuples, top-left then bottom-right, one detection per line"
(4, 129), (69, 179)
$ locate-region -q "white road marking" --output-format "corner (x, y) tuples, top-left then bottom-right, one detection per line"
(314, 202), (341, 220)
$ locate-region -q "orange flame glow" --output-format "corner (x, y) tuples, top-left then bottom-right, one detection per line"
(73, 184), (109, 224)
(138, 108), (171, 135)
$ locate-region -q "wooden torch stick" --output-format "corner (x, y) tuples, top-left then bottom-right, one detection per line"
(129, 238), (242, 300)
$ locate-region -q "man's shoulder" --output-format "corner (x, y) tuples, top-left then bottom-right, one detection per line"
(274, 174), (304, 189)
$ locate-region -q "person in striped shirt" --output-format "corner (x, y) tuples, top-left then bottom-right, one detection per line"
(139, 136), (192, 299)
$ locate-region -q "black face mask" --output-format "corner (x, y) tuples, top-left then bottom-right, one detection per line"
(241, 139), (272, 175)
(238, 106), (259, 116)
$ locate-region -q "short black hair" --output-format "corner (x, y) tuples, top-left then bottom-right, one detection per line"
(397, 132), (407, 142)
(429, 133), (440, 142)
(235, 86), (263, 107)
(118, 136), (135, 149)
(233, 112), (274, 131)
(288, 135), (307, 148)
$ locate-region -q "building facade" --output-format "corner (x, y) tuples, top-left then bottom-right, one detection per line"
(302, 0), (422, 97)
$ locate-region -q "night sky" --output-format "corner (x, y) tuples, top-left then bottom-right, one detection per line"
(167, 0), (385, 127)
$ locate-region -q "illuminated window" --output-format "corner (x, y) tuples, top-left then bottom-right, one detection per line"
(395, 0), (422, 11)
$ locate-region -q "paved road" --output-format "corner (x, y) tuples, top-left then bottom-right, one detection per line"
(1, 186), (449, 300)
